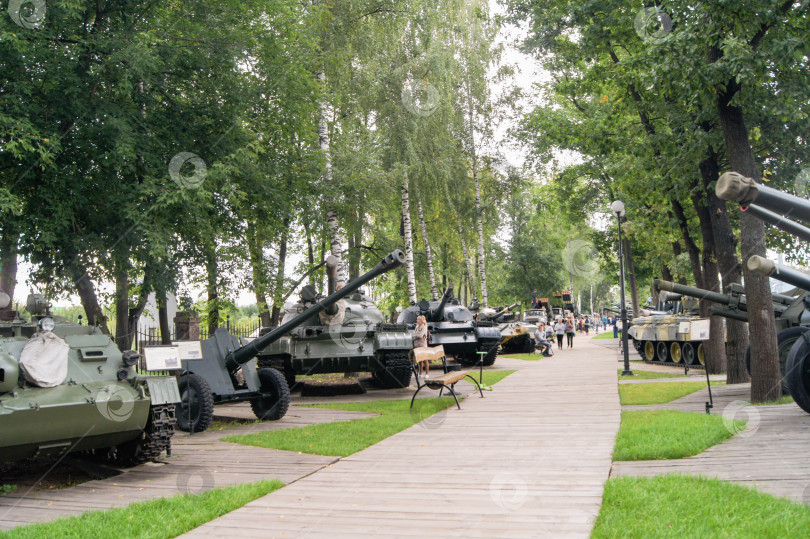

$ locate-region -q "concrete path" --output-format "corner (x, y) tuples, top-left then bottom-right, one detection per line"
(0, 407), (374, 531)
(183, 338), (621, 538)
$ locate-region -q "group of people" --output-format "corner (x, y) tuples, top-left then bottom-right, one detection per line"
(533, 315), (617, 356)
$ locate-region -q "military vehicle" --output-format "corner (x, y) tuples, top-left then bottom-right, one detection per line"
(523, 308), (548, 326)
(656, 278), (808, 394)
(397, 285), (502, 367)
(179, 250), (408, 433)
(0, 292), (180, 465)
(626, 289), (711, 366)
(256, 251), (411, 392)
(716, 170), (810, 413)
(487, 302), (541, 354)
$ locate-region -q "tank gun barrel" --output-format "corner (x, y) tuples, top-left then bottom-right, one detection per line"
(430, 284), (454, 321)
(742, 204), (810, 243)
(716, 172), (810, 223)
(710, 306), (749, 322)
(654, 279), (731, 305)
(747, 256), (810, 292)
(480, 301), (521, 321)
(225, 249), (405, 371)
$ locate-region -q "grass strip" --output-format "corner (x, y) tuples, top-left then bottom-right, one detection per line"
(592, 474), (810, 538)
(1, 480), (282, 539)
(225, 370), (516, 457)
(614, 410), (743, 461)
(618, 369), (688, 380)
(497, 352), (547, 361)
(619, 380), (723, 405)
(751, 394), (794, 406)
(593, 332), (620, 340)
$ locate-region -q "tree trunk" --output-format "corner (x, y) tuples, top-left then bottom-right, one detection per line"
(157, 288), (172, 344)
(401, 181), (418, 304)
(271, 220), (289, 326)
(70, 262), (109, 334)
(670, 201), (704, 288)
(622, 234), (640, 317)
(454, 210), (477, 302)
(114, 257), (130, 351)
(0, 232), (18, 309)
(474, 167), (488, 307)
(247, 221), (272, 327)
(416, 190), (439, 300)
(206, 244), (219, 335)
(304, 218), (317, 288)
(692, 190), (727, 374)
(700, 146), (750, 383)
(716, 80), (780, 402)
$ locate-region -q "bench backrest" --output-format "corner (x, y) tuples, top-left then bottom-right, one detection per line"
(411, 345), (445, 365)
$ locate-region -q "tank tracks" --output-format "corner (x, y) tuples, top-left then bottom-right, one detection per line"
(633, 340), (705, 371)
(114, 404), (176, 466)
(372, 351), (412, 388)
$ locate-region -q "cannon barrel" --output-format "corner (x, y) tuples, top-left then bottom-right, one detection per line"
(716, 172), (810, 223)
(747, 256), (810, 292)
(480, 301), (521, 321)
(710, 306), (749, 322)
(742, 204), (810, 243)
(430, 284), (454, 321)
(225, 249), (406, 371)
(324, 255), (340, 316)
(654, 279), (731, 305)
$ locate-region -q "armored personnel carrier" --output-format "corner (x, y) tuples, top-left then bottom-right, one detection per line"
(397, 285), (502, 366)
(256, 250), (413, 392)
(0, 293), (180, 465)
(523, 308), (548, 326)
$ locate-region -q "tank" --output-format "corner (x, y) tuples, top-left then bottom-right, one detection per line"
(490, 303), (539, 354)
(626, 289), (711, 366)
(0, 293), (180, 465)
(397, 285), (502, 367)
(255, 250), (413, 391)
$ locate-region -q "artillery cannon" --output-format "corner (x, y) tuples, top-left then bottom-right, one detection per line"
(177, 250), (407, 433)
(477, 302), (521, 323)
(398, 285), (502, 367)
(0, 293), (180, 464)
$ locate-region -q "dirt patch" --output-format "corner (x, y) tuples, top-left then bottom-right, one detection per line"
(0, 456), (121, 495)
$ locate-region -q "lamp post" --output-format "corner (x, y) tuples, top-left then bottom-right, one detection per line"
(611, 200), (633, 376)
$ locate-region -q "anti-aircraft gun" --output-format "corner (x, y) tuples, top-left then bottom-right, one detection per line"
(0, 292), (180, 465)
(716, 171), (810, 413)
(177, 250), (408, 433)
(493, 302), (542, 354)
(397, 285), (502, 367)
(656, 278), (808, 393)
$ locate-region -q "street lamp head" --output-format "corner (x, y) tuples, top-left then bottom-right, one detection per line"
(611, 200), (626, 217)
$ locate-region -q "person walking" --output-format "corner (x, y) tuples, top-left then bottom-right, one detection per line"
(554, 318), (566, 350)
(565, 317), (576, 349)
(412, 315), (430, 378)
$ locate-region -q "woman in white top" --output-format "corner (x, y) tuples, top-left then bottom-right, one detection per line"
(412, 315), (430, 377)
(554, 320), (566, 350)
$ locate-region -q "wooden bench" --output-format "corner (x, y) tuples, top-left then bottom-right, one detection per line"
(409, 345), (484, 410)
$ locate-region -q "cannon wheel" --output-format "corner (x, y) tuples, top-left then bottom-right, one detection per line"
(786, 335), (810, 414)
(250, 368), (291, 421)
(697, 343), (705, 366)
(643, 341), (656, 361)
(682, 342), (695, 365)
(745, 326), (810, 395)
(669, 342), (683, 364)
(372, 351), (412, 388)
(656, 341), (670, 362)
(176, 373), (214, 433)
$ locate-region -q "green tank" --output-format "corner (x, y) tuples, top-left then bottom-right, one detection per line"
(256, 250), (414, 389)
(0, 293), (180, 465)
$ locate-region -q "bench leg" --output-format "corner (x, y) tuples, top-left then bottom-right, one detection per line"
(444, 384), (461, 410)
(463, 374), (484, 398)
(410, 385), (427, 409)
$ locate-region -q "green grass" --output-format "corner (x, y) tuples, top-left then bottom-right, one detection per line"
(592, 474), (810, 538)
(1, 480), (282, 539)
(593, 332), (621, 340)
(614, 410), (744, 461)
(225, 370), (516, 457)
(751, 394), (794, 406)
(0, 484), (16, 496)
(208, 418), (261, 431)
(619, 369), (688, 380)
(619, 380), (724, 405)
(498, 352), (547, 361)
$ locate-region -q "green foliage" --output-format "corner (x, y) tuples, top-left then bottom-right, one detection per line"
(614, 410), (743, 461)
(593, 475), (810, 538)
(619, 381), (723, 405)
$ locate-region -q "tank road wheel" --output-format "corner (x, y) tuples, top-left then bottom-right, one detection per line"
(697, 343), (706, 366)
(682, 343), (695, 365)
(670, 342), (683, 364)
(786, 336), (810, 413)
(113, 404), (176, 466)
(655, 341), (670, 363)
(745, 327), (810, 395)
(250, 368), (291, 421)
(522, 337), (536, 354)
(372, 352), (412, 389)
(176, 373), (214, 433)
(643, 341), (656, 362)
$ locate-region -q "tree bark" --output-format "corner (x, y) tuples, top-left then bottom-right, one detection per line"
(0, 232), (17, 309)
(454, 209), (477, 302)
(716, 79), (780, 402)
(70, 262), (109, 334)
(474, 166), (488, 307)
(700, 145), (750, 383)
(114, 257), (130, 351)
(670, 201), (704, 288)
(622, 234), (640, 317)
(401, 181), (418, 304)
(247, 221), (272, 327)
(206, 244), (219, 335)
(416, 190), (439, 300)
(271, 220), (289, 326)
(157, 288), (171, 344)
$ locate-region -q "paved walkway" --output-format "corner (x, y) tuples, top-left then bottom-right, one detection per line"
(183, 339), (621, 538)
(0, 407), (374, 531)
